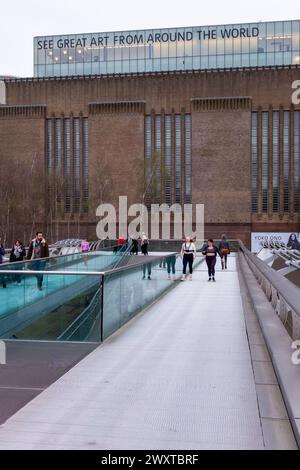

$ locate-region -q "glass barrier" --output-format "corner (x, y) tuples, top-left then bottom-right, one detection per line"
(102, 253), (196, 339)
(0, 248), (124, 274)
(0, 252), (203, 344)
(0, 271), (103, 342)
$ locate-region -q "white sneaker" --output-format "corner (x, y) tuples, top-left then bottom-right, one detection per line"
(168, 274), (171, 280)
(189, 275), (193, 281)
(181, 275), (186, 281)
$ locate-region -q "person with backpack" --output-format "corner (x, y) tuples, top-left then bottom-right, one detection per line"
(202, 239), (221, 282)
(219, 234), (230, 270)
(181, 236), (196, 281)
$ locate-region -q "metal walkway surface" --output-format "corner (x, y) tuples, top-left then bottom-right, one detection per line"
(0, 255), (295, 449)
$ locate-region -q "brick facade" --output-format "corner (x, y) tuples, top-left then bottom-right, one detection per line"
(0, 66), (299, 246)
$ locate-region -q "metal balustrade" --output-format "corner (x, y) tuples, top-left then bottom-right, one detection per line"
(239, 240), (300, 340)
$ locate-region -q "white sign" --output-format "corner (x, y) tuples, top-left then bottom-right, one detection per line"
(251, 232), (300, 252)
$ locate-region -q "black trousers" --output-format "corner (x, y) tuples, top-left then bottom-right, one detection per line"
(206, 256), (217, 277)
(183, 253), (194, 274)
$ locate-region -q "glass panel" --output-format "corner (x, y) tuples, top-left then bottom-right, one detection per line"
(0, 271), (102, 342)
(102, 256), (177, 339)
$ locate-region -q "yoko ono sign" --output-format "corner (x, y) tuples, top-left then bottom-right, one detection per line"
(36, 26), (260, 50)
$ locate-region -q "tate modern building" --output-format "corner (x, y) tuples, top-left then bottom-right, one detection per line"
(0, 19), (300, 245)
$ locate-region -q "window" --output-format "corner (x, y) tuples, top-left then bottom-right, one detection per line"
(55, 119), (62, 174)
(83, 118), (89, 213)
(47, 119), (52, 171)
(73, 118), (80, 213)
(185, 115), (192, 204)
(262, 112), (269, 213)
(251, 113), (258, 212)
(155, 115), (161, 199)
(165, 115), (172, 205)
(144, 115), (152, 206)
(144, 113), (191, 206)
(283, 111), (290, 212)
(272, 112), (279, 212)
(46, 117), (88, 215)
(64, 119), (71, 213)
(295, 111), (300, 213)
(175, 115), (182, 204)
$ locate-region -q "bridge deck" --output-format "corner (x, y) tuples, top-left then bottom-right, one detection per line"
(0, 255), (296, 449)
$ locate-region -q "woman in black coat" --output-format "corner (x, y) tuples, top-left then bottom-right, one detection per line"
(10, 240), (26, 284)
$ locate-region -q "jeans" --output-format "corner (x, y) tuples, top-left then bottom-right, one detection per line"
(167, 257), (176, 275)
(143, 262), (152, 278)
(31, 260), (46, 288)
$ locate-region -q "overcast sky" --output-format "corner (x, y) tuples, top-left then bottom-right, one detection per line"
(1, 0), (299, 77)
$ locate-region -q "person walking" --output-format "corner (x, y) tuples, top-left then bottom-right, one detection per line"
(80, 239), (90, 253)
(166, 254), (176, 280)
(0, 242), (7, 288)
(27, 232), (49, 291)
(141, 233), (151, 279)
(181, 236), (196, 281)
(202, 239), (221, 282)
(219, 234), (230, 270)
(9, 240), (26, 284)
(80, 239), (90, 266)
(130, 238), (139, 256)
(141, 233), (149, 255)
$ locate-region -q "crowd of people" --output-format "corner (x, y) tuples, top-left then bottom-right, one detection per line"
(0, 231), (232, 289)
(0, 232), (49, 290)
(114, 232), (231, 282)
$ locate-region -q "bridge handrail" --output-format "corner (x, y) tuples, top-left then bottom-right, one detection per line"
(238, 240), (300, 319)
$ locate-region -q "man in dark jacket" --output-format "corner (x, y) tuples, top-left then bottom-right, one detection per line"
(27, 232), (49, 290)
